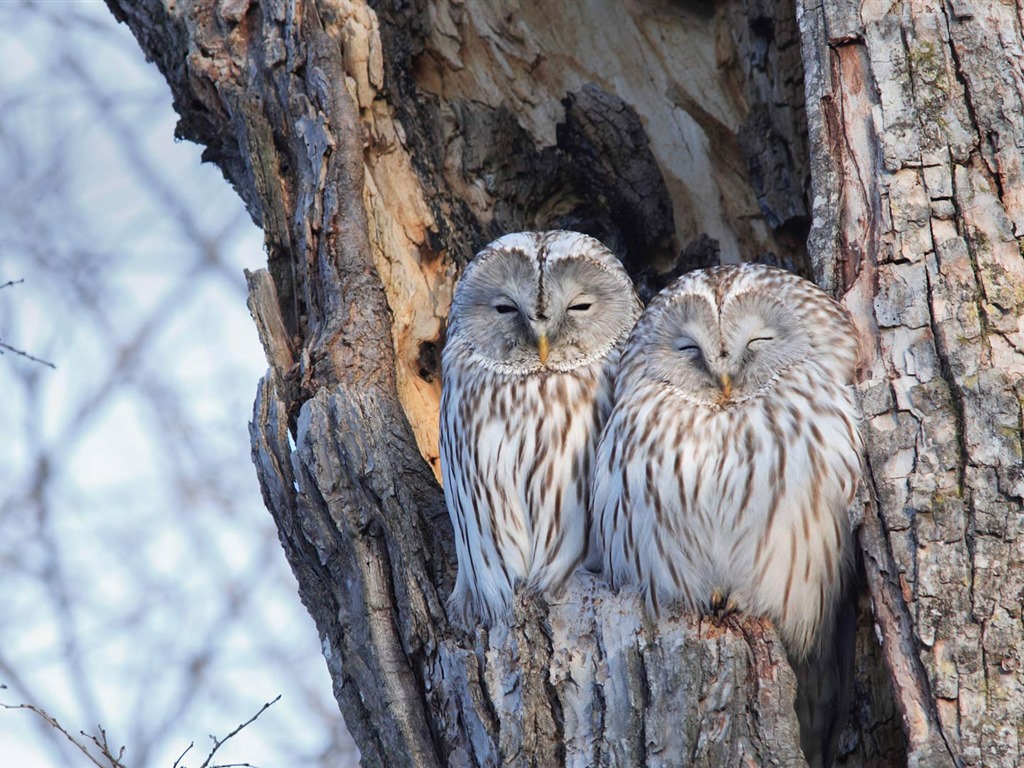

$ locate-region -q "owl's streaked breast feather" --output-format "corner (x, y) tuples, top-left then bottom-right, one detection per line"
(594, 263), (863, 660)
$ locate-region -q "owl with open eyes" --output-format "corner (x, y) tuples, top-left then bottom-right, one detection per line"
(439, 231), (642, 626)
(595, 263), (862, 660)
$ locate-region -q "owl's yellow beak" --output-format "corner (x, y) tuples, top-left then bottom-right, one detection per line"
(537, 334), (550, 365)
(719, 373), (732, 399)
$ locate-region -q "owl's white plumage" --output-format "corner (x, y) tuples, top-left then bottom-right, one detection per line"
(595, 263), (862, 658)
(440, 231), (642, 625)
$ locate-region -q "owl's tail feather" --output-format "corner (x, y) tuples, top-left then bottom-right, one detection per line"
(792, 580), (856, 768)
(446, 580), (510, 631)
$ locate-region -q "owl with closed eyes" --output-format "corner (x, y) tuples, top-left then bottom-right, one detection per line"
(440, 230), (642, 626)
(595, 263), (862, 660)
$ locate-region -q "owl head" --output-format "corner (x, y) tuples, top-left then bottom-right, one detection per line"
(619, 263), (858, 405)
(446, 231), (642, 375)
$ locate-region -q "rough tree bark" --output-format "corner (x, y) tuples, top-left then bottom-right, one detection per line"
(800, 3), (1024, 767)
(106, 1), (1022, 766)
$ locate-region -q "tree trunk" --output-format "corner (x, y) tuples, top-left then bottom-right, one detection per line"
(106, 0), (1022, 766)
(800, 3), (1024, 767)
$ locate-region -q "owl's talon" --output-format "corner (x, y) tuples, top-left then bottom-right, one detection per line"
(709, 587), (726, 615)
(723, 597), (740, 618)
(709, 588), (739, 624)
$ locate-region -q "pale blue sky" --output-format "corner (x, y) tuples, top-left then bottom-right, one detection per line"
(0, 3), (354, 765)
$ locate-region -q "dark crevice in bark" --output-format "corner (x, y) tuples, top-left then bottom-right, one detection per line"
(474, 632), (502, 744)
(636, 635), (651, 766)
(556, 85), (677, 275)
(537, 609), (566, 767)
(944, 39), (1003, 203)
(730, 0), (813, 276)
(922, 260), (970, 497)
(591, 625), (608, 768)
(837, 544), (908, 767)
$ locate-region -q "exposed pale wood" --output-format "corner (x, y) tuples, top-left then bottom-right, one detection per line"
(245, 268), (295, 380)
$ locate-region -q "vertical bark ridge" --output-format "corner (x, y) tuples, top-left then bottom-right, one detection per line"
(800, 3), (1024, 766)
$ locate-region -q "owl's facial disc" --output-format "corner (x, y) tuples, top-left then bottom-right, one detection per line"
(535, 259), (637, 369)
(644, 290), (811, 405)
(450, 240), (640, 374)
(719, 293), (809, 396)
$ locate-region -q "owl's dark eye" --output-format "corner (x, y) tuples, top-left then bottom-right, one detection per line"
(494, 304), (517, 315)
(568, 302), (592, 312)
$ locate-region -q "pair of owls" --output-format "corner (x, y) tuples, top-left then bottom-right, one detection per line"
(438, 230), (862, 661)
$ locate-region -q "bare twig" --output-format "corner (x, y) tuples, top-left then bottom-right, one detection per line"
(0, 340), (57, 369)
(0, 277), (56, 368)
(0, 702), (124, 768)
(197, 695), (281, 768)
(172, 741), (195, 768)
(83, 725), (128, 767)
(0, 696), (279, 768)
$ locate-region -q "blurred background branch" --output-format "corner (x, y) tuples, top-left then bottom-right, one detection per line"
(0, 279), (56, 367)
(0, 2), (355, 765)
